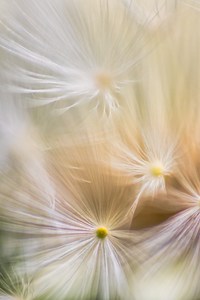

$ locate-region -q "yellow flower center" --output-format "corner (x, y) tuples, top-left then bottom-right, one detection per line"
(95, 72), (112, 90)
(96, 226), (108, 239)
(150, 164), (164, 177)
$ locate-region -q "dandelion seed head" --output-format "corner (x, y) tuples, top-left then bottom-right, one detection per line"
(2, 1), (200, 299)
(95, 226), (109, 239)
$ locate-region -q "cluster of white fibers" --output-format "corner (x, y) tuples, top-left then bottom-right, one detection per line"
(0, 1), (200, 300)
